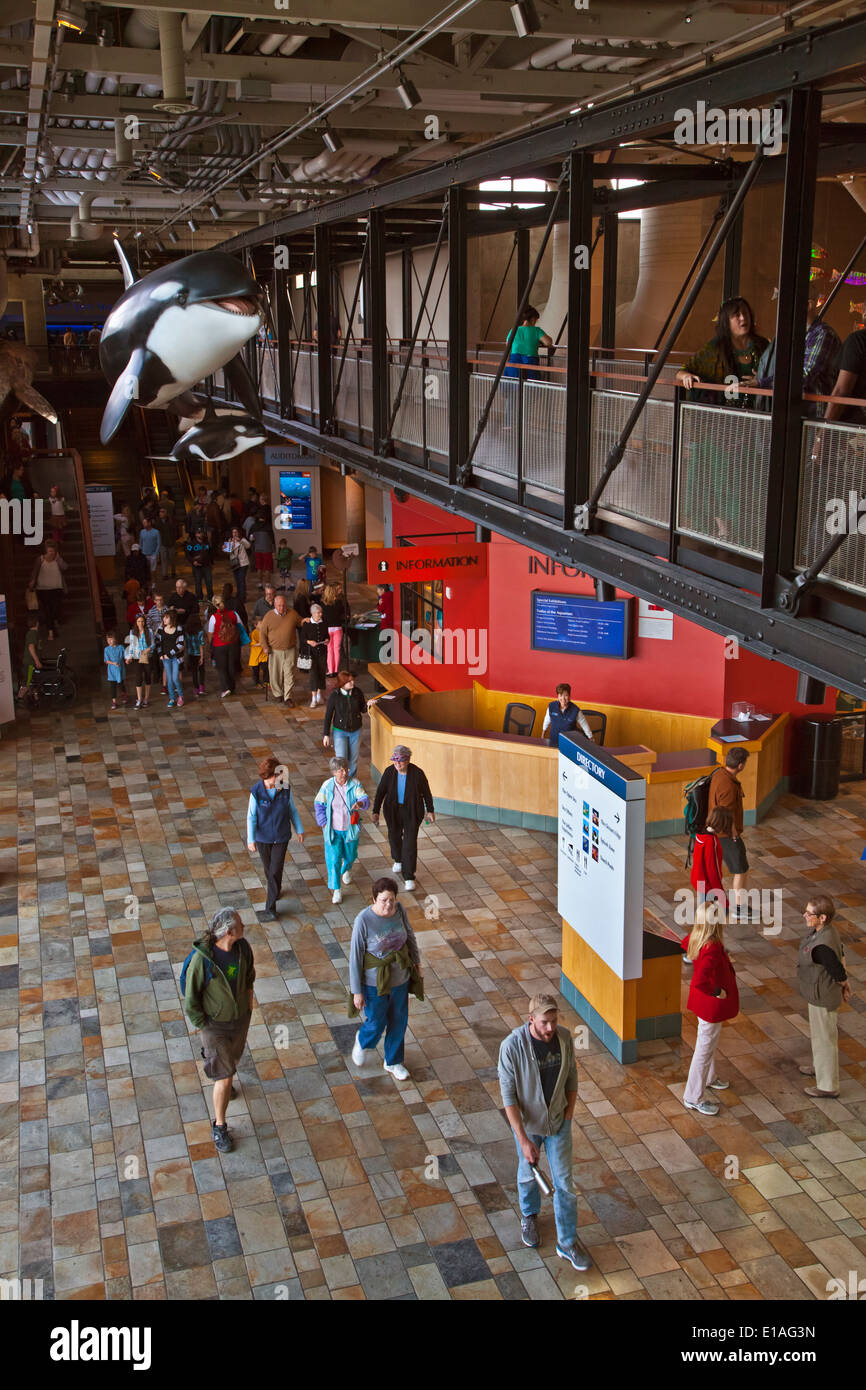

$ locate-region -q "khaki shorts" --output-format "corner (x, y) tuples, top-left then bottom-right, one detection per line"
(200, 1015), (251, 1081)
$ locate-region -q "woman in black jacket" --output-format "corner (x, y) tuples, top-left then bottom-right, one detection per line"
(303, 601), (329, 708)
(322, 670), (370, 777)
(372, 746), (435, 893)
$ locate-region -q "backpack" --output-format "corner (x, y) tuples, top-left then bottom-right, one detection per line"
(179, 949), (213, 999)
(683, 772), (715, 868)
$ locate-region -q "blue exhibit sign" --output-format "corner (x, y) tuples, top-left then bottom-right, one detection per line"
(531, 591), (633, 659)
(278, 470), (313, 530)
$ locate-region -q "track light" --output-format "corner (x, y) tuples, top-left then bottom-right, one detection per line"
(322, 127), (343, 154)
(168, 229), (179, 244)
(56, 0), (86, 32)
(208, 201), (220, 220)
(153, 238), (165, 253)
(187, 217), (198, 233)
(510, 0), (540, 37)
(396, 71), (421, 111)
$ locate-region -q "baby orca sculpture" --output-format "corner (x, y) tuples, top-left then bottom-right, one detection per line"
(98, 239), (264, 444)
(150, 399), (267, 464)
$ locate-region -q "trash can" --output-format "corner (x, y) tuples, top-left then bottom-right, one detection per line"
(348, 622), (381, 664)
(796, 715), (843, 799)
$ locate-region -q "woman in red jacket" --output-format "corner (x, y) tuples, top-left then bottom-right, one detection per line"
(681, 906), (739, 1116)
(209, 597), (241, 698)
(690, 805), (732, 912)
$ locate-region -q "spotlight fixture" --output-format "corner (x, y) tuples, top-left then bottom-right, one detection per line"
(208, 201), (220, 220)
(187, 217), (198, 233)
(509, 0), (540, 37)
(168, 229), (179, 244)
(237, 182), (251, 203)
(153, 238), (165, 253)
(322, 127), (343, 154)
(396, 70), (421, 111)
(56, 0), (86, 32)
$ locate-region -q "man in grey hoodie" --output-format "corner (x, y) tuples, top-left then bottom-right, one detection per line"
(498, 993), (591, 1271)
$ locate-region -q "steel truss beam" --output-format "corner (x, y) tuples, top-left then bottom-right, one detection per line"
(246, 411), (866, 700)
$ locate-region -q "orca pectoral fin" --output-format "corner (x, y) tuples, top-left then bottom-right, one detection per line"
(167, 391), (206, 421)
(100, 348), (148, 443)
(223, 353), (263, 421)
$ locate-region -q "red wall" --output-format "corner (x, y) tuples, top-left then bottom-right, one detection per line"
(390, 496), (489, 691)
(388, 493), (838, 756)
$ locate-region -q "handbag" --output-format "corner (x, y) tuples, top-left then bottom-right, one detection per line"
(297, 653), (312, 671)
(25, 587), (39, 612)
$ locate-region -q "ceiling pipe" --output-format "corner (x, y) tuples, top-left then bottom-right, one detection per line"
(154, 11), (196, 114)
(1, 227), (40, 257)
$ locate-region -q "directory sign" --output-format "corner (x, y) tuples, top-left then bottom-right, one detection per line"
(277, 470), (313, 530)
(557, 731), (646, 980)
(531, 592), (633, 659)
(85, 484), (115, 557)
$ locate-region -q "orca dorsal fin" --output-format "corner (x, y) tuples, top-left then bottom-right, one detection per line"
(114, 237), (136, 291)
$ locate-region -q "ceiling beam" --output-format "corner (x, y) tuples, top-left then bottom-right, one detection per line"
(46, 42), (629, 99)
(0, 92), (519, 135)
(103, 0), (751, 46)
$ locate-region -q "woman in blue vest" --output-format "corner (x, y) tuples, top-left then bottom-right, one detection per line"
(542, 683), (594, 746)
(246, 755), (305, 919)
(314, 757), (371, 905)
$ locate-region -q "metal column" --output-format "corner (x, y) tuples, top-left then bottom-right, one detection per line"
(315, 225), (333, 433)
(448, 188), (469, 488)
(563, 152), (593, 531)
(600, 211), (618, 352)
(722, 201), (744, 302)
(762, 88), (821, 606)
(401, 247), (413, 341)
(273, 265), (291, 418)
(516, 227), (530, 309)
(369, 210), (390, 453)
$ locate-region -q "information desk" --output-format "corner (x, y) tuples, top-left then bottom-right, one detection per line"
(367, 676), (789, 837)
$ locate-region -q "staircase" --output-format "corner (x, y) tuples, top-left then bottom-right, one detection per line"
(9, 504), (101, 680)
(138, 411), (191, 515)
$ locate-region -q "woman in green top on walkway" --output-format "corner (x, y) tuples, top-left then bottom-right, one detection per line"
(504, 305), (552, 383)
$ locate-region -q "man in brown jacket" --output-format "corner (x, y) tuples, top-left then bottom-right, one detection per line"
(258, 593), (299, 704)
(707, 746), (749, 919)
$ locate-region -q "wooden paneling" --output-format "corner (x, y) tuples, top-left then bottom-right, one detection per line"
(412, 687), (475, 727)
(562, 923), (637, 1038)
(367, 662), (431, 695)
(636, 956), (681, 1020)
(472, 682), (714, 751)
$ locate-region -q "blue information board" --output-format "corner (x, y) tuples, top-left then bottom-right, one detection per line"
(278, 470), (313, 530)
(531, 591), (633, 659)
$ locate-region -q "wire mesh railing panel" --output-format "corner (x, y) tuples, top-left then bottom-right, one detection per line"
(358, 359), (373, 433)
(589, 391), (674, 526)
(797, 421), (866, 595)
(259, 349), (278, 407)
(390, 362), (424, 449)
(332, 355), (360, 430)
(470, 373), (518, 478)
(593, 357), (679, 401)
(677, 404), (771, 556)
(292, 350), (314, 414)
(426, 368), (449, 458)
(523, 381), (565, 492)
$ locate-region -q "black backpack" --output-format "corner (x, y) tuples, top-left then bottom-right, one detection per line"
(683, 772), (714, 868)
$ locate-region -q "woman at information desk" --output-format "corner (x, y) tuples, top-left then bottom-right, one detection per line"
(542, 683), (593, 746)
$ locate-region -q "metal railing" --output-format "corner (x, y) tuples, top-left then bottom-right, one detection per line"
(227, 338), (866, 601)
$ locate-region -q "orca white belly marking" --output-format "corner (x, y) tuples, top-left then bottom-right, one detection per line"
(146, 304), (261, 385)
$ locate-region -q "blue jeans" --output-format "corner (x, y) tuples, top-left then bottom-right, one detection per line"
(163, 656), (182, 701)
(513, 1117), (577, 1248)
(333, 727), (361, 777)
(357, 981), (409, 1065)
(324, 830), (358, 890)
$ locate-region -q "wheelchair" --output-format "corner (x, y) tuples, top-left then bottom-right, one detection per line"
(26, 648), (77, 705)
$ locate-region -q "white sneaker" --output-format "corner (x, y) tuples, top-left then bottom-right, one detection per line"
(310, 698), (317, 708)
(391, 862), (402, 873)
(351, 1036), (366, 1066)
(683, 1098), (719, 1115)
(384, 1062), (410, 1081)
(331, 888), (342, 904)
(341, 870), (352, 885)
(403, 879), (416, 891)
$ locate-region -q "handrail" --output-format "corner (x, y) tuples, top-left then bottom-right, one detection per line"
(30, 447), (102, 645)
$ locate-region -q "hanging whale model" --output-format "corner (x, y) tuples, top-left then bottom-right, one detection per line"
(0, 342), (58, 423)
(149, 399), (267, 464)
(98, 239), (264, 444)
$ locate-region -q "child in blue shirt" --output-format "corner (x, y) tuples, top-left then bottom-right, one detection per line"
(104, 631), (127, 711)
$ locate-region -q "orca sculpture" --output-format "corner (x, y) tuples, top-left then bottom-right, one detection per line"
(98, 239), (264, 444)
(149, 399), (267, 464)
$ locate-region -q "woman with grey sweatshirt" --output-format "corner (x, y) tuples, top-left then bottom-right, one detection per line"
(348, 876), (422, 1083)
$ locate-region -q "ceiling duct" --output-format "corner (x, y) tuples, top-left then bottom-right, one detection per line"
(153, 12), (197, 114)
(68, 192), (104, 242)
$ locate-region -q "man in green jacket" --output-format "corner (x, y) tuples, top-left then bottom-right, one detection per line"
(184, 907), (256, 1153)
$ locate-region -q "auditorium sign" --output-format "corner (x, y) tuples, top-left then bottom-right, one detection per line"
(368, 543), (488, 582)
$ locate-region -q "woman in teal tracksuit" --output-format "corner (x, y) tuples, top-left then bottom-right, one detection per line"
(314, 757), (370, 905)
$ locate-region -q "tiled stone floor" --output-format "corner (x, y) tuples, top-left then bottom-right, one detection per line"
(2, 574), (865, 1300)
